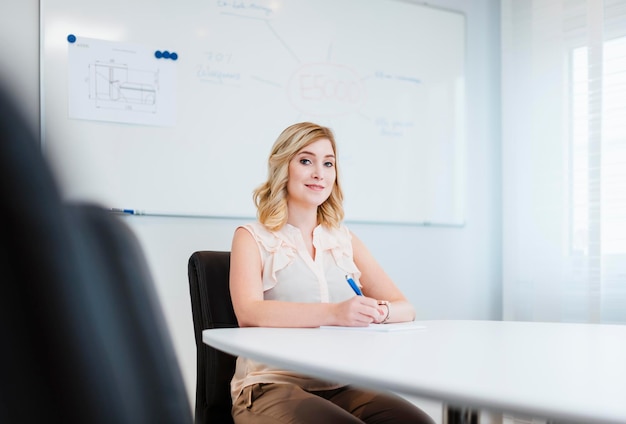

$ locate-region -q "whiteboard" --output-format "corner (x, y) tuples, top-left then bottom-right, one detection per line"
(41, 0), (466, 225)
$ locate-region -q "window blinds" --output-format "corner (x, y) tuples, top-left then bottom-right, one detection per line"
(502, 0), (626, 324)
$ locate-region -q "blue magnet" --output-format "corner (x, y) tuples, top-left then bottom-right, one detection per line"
(154, 50), (162, 59)
(67, 34), (76, 43)
(170, 52), (178, 60)
(162, 50), (170, 59)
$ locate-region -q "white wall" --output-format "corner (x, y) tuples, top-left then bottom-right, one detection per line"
(3, 0), (501, 420)
(0, 0), (39, 130)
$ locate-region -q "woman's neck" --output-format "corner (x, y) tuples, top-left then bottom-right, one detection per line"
(286, 205), (318, 259)
(286, 204), (318, 235)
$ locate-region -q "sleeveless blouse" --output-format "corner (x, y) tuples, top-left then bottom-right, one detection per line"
(230, 222), (363, 402)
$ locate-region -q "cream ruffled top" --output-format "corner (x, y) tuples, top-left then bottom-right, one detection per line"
(230, 221), (362, 402)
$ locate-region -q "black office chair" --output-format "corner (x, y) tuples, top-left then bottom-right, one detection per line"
(188, 251), (238, 424)
(0, 84), (192, 423)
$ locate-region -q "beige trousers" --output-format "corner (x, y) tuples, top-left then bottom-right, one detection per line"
(232, 383), (435, 424)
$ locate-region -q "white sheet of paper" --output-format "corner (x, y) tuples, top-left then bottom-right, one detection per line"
(319, 322), (426, 332)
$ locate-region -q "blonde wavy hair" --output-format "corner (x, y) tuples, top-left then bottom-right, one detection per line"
(253, 122), (345, 231)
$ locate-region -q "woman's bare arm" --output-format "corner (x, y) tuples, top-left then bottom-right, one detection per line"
(351, 232), (416, 323)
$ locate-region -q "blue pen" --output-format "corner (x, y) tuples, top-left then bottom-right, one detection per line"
(345, 275), (363, 296)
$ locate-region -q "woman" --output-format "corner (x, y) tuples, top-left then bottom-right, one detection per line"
(229, 122), (433, 423)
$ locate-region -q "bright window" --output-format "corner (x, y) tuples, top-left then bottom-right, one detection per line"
(572, 36), (626, 256)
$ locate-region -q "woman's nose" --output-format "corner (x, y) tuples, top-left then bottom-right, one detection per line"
(312, 165), (324, 180)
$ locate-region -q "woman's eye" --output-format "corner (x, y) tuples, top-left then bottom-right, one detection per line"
(324, 161), (335, 167)
(300, 158), (311, 165)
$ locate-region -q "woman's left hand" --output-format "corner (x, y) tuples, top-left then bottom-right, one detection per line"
(372, 301), (389, 324)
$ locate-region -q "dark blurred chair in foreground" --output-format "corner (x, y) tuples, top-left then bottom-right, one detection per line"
(0, 84), (192, 423)
(188, 251), (238, 424)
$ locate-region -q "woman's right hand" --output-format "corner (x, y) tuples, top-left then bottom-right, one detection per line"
(332, 296), (384, 326)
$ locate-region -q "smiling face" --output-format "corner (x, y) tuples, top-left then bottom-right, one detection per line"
(286, 138), (336, 211)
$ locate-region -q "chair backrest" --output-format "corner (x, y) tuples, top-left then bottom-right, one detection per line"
(188, 251), (238, 424)
(0, 83), (192, 423)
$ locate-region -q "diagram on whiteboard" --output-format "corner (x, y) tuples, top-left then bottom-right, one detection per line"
(67, 36), (176, 126)
(195, 1), (436, 140)
(90, 61), (157, 112)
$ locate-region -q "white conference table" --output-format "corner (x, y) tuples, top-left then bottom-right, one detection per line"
(203, 320), (626, 424)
